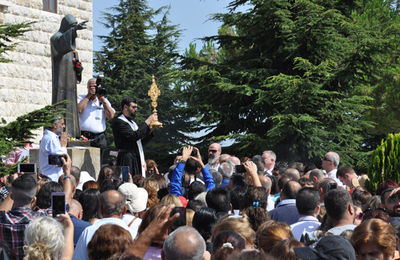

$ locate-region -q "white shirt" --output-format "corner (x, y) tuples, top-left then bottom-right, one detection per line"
(122, 214), (142, 240)
(77, 95), (114, 133)
(267, 194), (275, 211)
(327, 169), (345, 187)
(73, 217), (135, 260)
(39, 130), (67, 181)
(290, 216), (321, 241)
(205, 162), (220, 171)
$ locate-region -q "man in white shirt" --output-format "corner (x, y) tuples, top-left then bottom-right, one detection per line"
(39, 118), (68, 181)
(304, 189), (356, 242)
(73, 190), (135, 260)
(321, 151), (344, 187)
(291, 187), (321, 241)
(262, 150), (276, 175)
(77, 78), (115, 148)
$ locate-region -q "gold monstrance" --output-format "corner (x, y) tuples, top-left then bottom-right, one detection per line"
(148, 75), (163, 128)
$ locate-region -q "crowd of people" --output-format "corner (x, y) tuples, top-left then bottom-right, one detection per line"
(1, 79), (400, 259)
(2, 137), (400, 260)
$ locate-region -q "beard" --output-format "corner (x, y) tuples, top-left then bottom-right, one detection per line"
(390, 205), (400, 217)
(55, 125), (63, 136)
(208, 156), (219, 165)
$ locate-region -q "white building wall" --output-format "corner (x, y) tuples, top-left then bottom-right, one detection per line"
(0, 0), (93, 142)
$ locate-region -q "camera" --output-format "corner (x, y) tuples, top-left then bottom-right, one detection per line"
(95, 72), (107, 96)
(178, 147), (198, 157)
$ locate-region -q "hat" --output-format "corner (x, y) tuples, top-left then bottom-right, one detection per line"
(118, 183), (148, 213)
(76, 171), (95, 190)
(294, 235), (356, 260)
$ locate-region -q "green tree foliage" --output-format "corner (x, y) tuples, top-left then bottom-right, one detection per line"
(174, 0), (400, 168)
(0, 22), (32, 62)
(0, 102), (66, 176)
(94, 0), (188, 171)
(355, 0), (400, 147)
(367, 132), (400, 194)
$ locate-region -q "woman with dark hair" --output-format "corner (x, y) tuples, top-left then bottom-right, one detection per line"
(97, 166), (117, 187)
(35, 182), (63, 210)
(212, 230), (245, 260)
(270, 238), (304, 260)
(243, 206), (270, 232)
(192, 207), (218, 253)
(78, 188), (101, 224)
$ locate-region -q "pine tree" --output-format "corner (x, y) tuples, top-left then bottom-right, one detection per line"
(0, 22), (32, 62)
(94, 0), (187, 171)
(174, 0), (393, 168)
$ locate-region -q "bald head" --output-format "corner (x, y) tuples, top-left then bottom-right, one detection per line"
(281, 180), (301, 200)
(322, 151), (340, 172)
(163, 226), (205, 260)
(228, 156), (241, 166)
(284, 168), (300, 181)
(219, 154), (230, 163)
(69, 199), (83, 219)
(99, 190), (126, 218)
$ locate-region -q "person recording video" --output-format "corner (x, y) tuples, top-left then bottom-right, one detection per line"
(77, 76), (115, 149)
(39, 118), (68, 181)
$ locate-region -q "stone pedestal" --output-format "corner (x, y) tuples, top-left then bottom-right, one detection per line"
(29, 146), (101, 180)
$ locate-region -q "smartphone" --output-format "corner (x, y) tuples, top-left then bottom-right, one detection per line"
(329, 182), (337, 190)
(17, 163), (36, 173)
(51, 192), (66, 217)
(235, 165), (246, 173)
(48, 155), (65, 166)
(121, 166), (130, 182)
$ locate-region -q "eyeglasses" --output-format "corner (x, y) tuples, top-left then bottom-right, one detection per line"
(321, 157), (333, 162)
(130, 106), (138, 109)
(209, 150), (218, 153)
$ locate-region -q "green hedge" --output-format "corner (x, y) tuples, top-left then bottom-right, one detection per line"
(367, 133), (400, 194)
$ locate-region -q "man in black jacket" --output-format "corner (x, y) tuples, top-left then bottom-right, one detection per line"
(111, 97), (157, 177)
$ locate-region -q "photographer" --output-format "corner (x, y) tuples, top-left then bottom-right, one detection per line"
(77, 77), (115, 148)
(169, 146), (215, 203)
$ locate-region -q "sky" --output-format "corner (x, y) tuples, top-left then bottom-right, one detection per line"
(92, 0), (243, 53)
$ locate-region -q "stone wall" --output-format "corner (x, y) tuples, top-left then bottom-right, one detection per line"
(0, 0), (93, 142)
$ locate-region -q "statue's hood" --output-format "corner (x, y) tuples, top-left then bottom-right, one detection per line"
(59, 14), (77, 32)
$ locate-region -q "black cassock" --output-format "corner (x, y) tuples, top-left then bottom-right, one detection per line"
(111, 115), (153, 176)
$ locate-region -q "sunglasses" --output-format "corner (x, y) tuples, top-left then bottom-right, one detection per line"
(388, 195), (400, 203)
(321, 157), (333, 162)
(209, 150), (218, 153)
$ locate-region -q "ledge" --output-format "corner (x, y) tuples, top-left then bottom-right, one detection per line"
(0, 0), (11, 8)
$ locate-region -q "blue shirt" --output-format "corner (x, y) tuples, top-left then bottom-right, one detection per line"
(170, 163), (216, 197)
(269, 199), (300, 225)
(73, 217), (135, 260)
(39, 130), (67, 181)
(290, 216), (320, 241)
(69, 214), (91, 246)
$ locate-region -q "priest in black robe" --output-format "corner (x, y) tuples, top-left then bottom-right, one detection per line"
(111, 97), (158, 177)
(51, 14), (87, 138)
